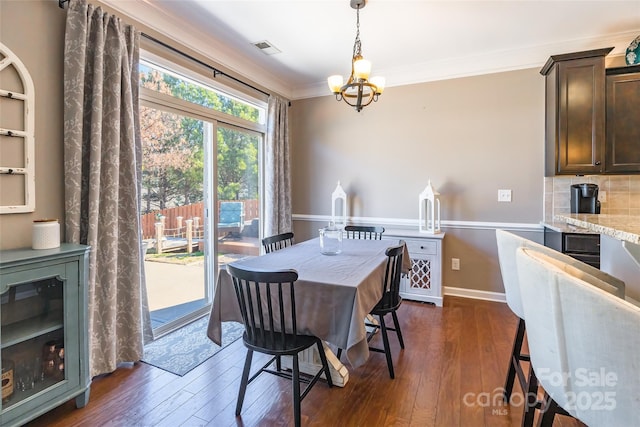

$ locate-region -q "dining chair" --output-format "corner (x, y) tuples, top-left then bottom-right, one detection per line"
(495, 229), (625, 426)
(262, 231), (294, 253)
(227, 264), (333, 427)
(366, 242), (405, 379)
(515, 247), (639, 427)
(344, 225), (385, 240)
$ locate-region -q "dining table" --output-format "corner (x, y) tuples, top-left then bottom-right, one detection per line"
(207, 236), (411, 387)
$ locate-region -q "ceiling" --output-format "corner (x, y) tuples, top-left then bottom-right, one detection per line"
(102, 0), (640, 100)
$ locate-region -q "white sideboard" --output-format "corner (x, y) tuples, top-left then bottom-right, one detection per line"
(384, 229), (445, 307)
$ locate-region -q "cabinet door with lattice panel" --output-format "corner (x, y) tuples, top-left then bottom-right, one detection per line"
(399, 238), (443, 307)
(410, 256), (433, 290)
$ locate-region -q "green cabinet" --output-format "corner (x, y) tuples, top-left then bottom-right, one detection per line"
(0, 244), (90, 427)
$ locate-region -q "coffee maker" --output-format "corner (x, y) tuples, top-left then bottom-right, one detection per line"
(570, 183), (601, 214)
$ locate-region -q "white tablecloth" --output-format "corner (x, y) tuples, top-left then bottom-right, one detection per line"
(207, 237), (409, 367)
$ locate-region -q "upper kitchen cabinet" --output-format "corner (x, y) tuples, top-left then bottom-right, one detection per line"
(541, 48), (612, 176)
(605, 65), (640, 173)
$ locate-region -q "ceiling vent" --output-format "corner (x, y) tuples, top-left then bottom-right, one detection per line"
(252, 40), (281, 55)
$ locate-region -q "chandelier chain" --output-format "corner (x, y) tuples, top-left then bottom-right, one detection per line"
(353, 6), (362, 59)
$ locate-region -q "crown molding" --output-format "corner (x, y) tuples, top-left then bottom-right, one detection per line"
(292, 29), (637, 100)
(99, 0), (293, 99)
(98, 0), (637, 102)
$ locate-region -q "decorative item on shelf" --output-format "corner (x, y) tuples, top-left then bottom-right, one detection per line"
(327, 0), (385, 112)
(42, 341), (59, 378)
(418, 180), (442, 234)
(56, 344), (65, 377)
(2, 359), (14, 403)
(626, 35), (640, 65)
(331, 181), (347, 229)
(32, 219), (60, 250)
(319, 222), (343, 255)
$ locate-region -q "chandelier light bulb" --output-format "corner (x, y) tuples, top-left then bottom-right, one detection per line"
(353, 58), (371, 80)
(328, 75), (344, 93)
(369, 76), (385, 94)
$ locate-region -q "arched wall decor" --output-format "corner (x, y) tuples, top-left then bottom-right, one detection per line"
(0, 42), (36, 214)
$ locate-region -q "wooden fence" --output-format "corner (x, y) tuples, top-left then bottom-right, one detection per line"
(140, 199), (259, 240)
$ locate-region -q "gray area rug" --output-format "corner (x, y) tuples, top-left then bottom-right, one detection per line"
(142, 316), (244, 376)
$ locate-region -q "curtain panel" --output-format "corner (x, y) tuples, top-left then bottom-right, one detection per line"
(264, 95), (292, 236)
(63, 0), (150, 377)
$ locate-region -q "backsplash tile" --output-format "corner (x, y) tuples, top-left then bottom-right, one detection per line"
(544, 175), (640, 221)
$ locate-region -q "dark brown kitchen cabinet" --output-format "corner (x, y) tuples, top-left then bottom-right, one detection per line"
(540, 47), (612, 176)
(605, 65), (640, 173)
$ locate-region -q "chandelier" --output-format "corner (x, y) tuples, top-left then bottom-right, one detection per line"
(328, 0), (385, 112)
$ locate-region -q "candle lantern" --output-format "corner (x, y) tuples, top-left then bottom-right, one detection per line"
(331, 181), (347, 229)
(419, 180), (441, 234)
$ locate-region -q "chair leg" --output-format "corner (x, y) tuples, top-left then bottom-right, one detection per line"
(379, 315), (395, 379)
(336, 348), (342, 361)
(522, 364), (538, 427)
(276, 355), (281, 372)
(292, 354), (301, 427)
(236, 349), (254, 416)
(316, 339), (333, 387)
(391, 310), (405, 349)
(538, 392), (558, 427)
(504, 317), (526, 402)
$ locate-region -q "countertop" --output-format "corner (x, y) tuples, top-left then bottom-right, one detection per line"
(541, 220), (596, 234)
(554, 214), (640, 245)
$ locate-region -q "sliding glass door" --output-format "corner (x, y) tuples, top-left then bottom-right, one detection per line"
(216, 124), (262, 269)
(138, 59), (265, 338)
(140, 105), (213, 336)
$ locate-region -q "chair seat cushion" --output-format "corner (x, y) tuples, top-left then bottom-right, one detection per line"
(243, 331), (319, 355)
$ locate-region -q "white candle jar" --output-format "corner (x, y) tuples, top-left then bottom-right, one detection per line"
(32, 219), (60, 250)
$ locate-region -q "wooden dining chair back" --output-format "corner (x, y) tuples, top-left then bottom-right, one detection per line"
(226, 264), (333, 427)
(262, 231), (294, 253)
(367, 242), (405, 379)
(344, 225), (385, 240)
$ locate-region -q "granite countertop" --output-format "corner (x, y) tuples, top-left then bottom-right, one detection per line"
(554, 214), (640, 245)
(541, 220), (596, 234)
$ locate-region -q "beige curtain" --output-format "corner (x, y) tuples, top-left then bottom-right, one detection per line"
(264, 95), (292, 236)
(63, 0), (151, 377)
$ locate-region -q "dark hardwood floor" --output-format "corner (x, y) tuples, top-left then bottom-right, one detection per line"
(25, 297), (584, 427)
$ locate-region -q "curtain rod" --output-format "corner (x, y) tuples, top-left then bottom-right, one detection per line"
(141, 33), (271, 98)
(58, 0), (271, 99)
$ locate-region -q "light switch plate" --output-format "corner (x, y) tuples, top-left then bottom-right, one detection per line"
(498, 189), (512, 202)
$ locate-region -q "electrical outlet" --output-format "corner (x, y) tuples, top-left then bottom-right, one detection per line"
(451, 258), (460, 270)
(599, 191), (607, 202)
(498, 189), (512, 202)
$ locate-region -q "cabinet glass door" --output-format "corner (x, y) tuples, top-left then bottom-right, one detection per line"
(1, 272), (65, 411)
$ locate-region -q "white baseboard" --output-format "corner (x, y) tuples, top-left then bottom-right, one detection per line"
(444, 286), (506, 303)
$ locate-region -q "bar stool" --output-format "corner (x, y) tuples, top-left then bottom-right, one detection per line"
(495, 229), (625, 425)
(515, 247), (639, 426)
